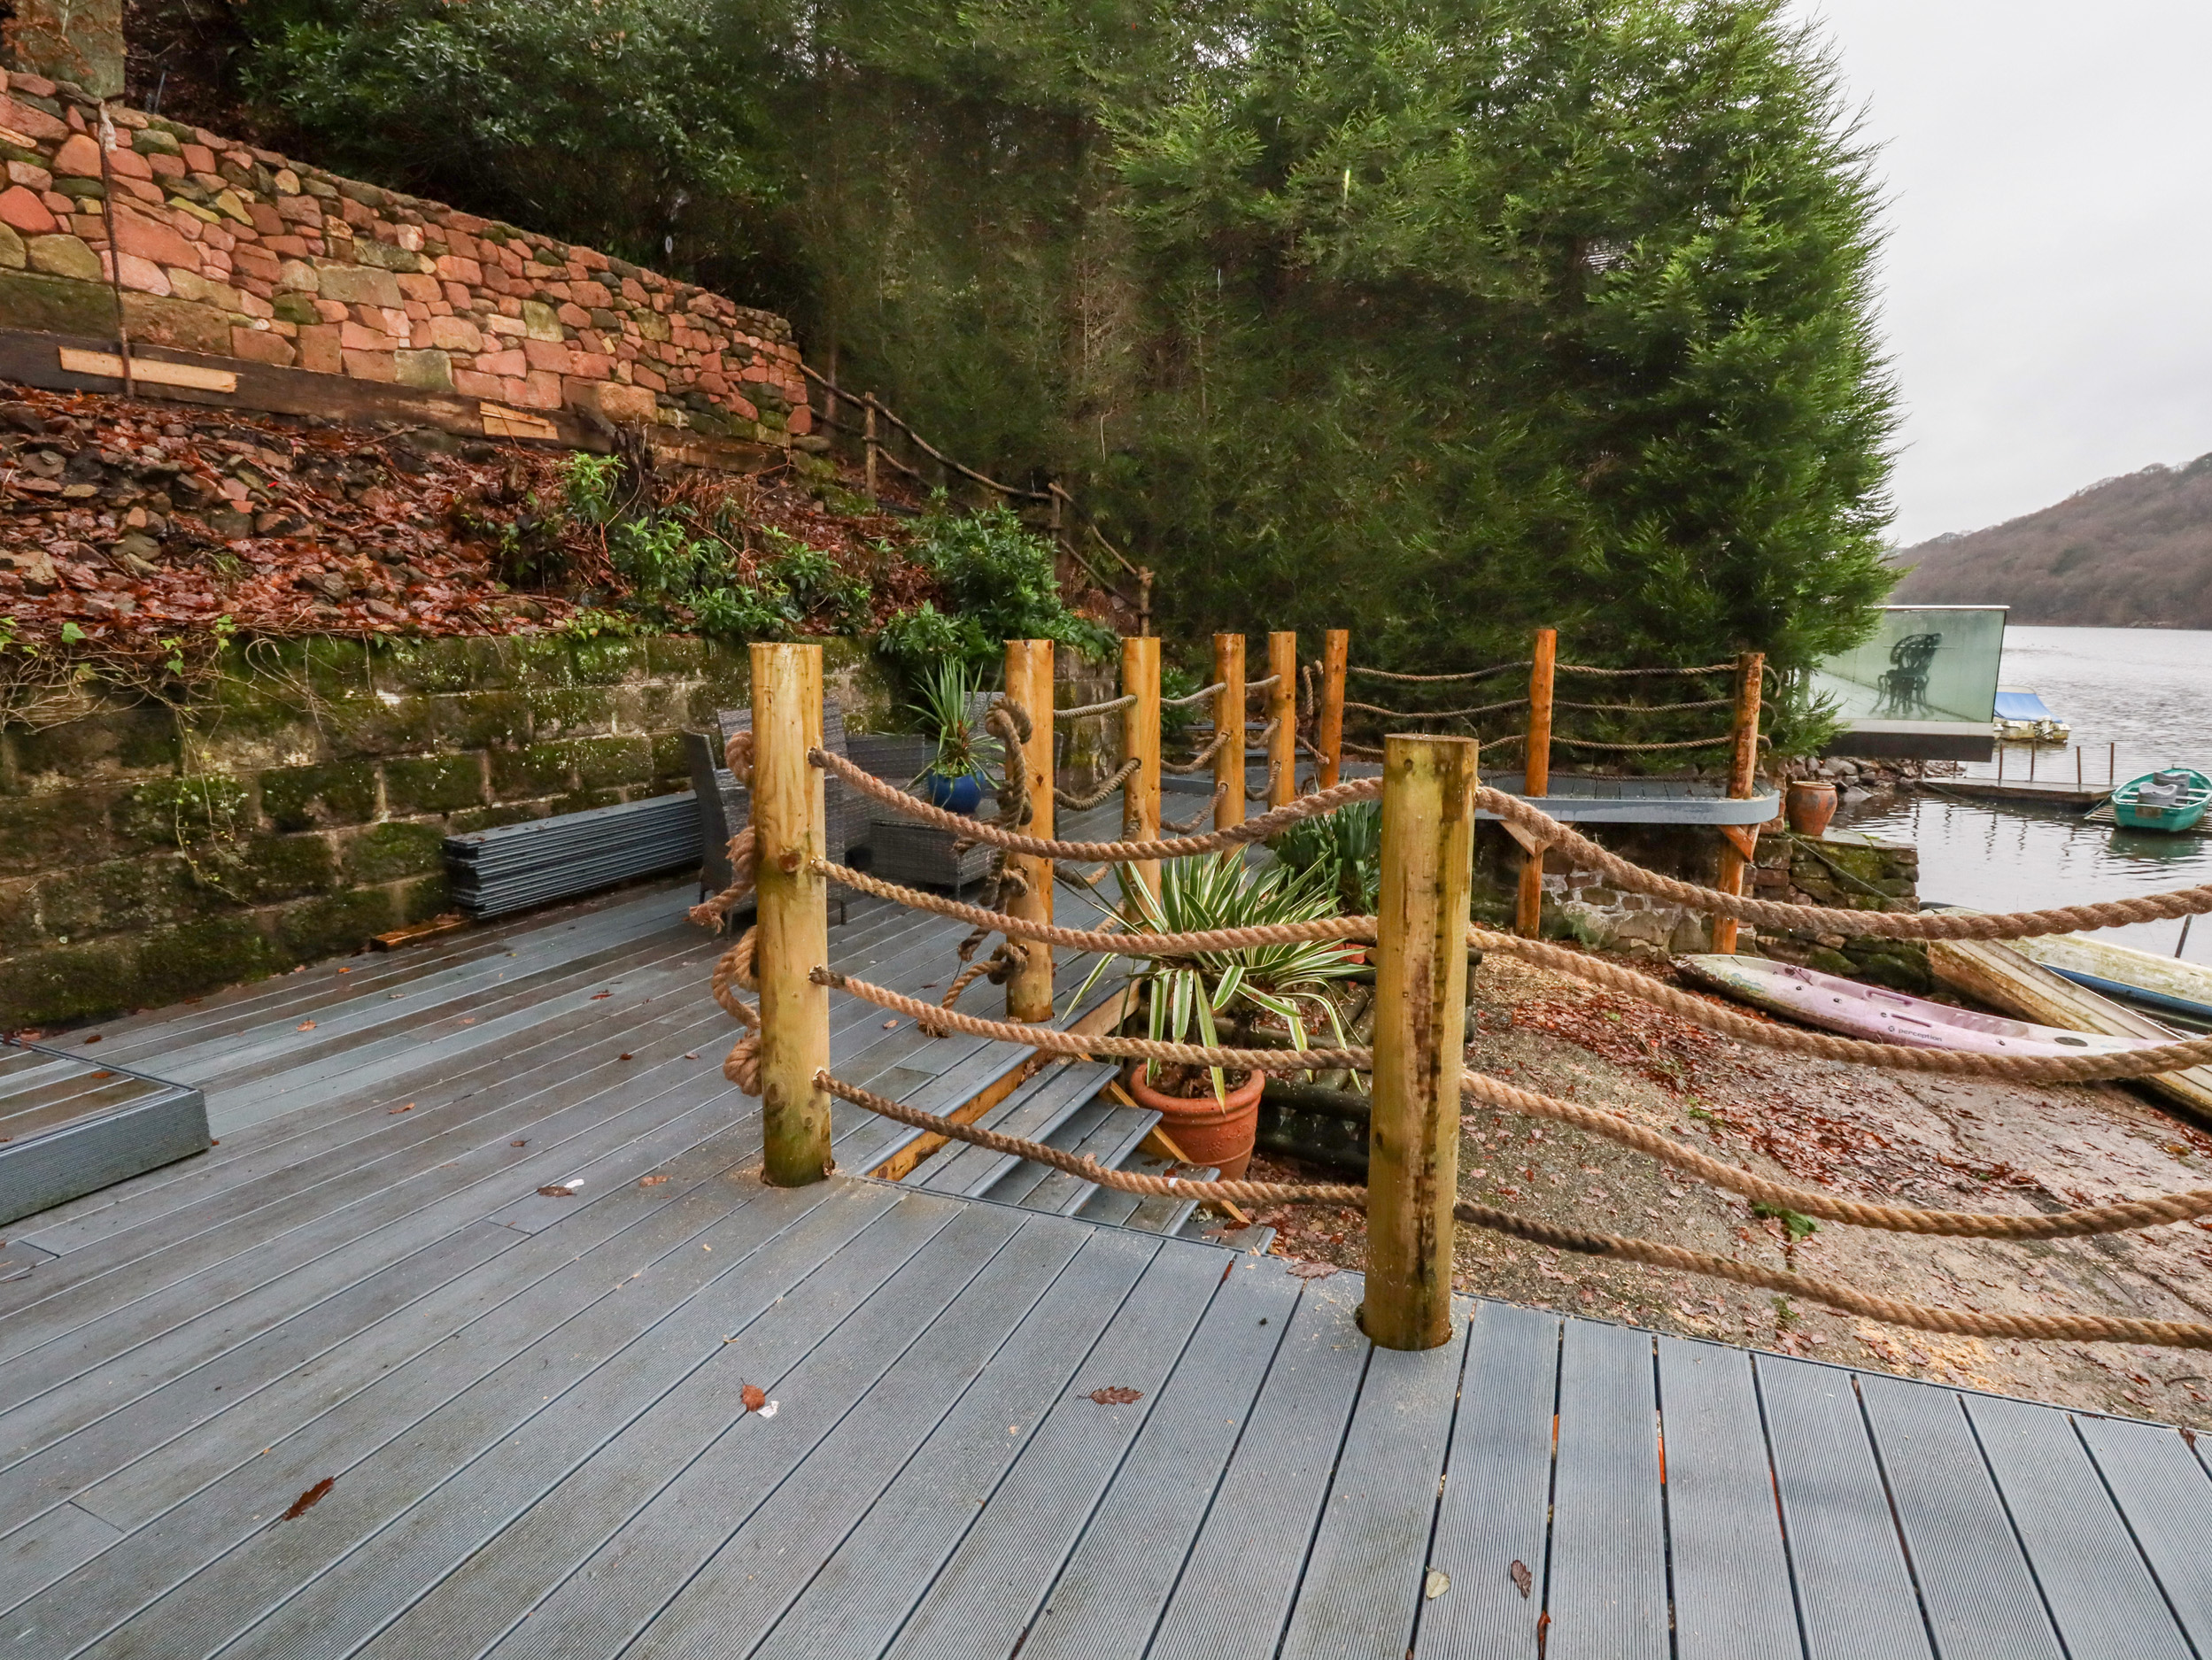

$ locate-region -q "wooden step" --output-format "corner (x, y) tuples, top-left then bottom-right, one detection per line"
(911, 1061), (1120, 1198)
(983, 1096), (1161, 1216)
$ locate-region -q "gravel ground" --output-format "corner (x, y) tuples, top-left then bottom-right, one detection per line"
(1245, 948), (2212, 1426)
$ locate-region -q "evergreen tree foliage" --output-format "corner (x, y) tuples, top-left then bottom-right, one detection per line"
(194, 0), (1898, 679)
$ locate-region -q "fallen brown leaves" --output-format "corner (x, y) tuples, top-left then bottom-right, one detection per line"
(1087, 1386), (1143, 1405)
(281, 1477), (336, 1521)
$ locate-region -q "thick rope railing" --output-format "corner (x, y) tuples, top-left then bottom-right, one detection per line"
(1055, 757), (1141, 811)
(802, 857), (2212, 1085)
(1556, 695), (1735, 713)
(814, 747), (1378, 862)
(1556, 661), (1737, 677)
(1162, 785), (1229, 833)
(1344, 698), (1529, 720)
(1474, 786), (2212, 939)
(1348, 661), (1531, 684)
(811, 968), (1368, 1072)
(1550, 733), (1736, 753)
(1163, 730), (1234, 774)
(1056, 692), (1137, 720)
(1163, 681), (1228, 708)
(814, 1066), (2212, 1347)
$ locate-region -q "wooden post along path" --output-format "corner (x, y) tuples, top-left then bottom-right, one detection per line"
(1365, 733), (1478, 1351)
(752, 642), (833, 1186)
(1318, 629), (1349, 790)
(1712, 650), (1766, 955)
(1266, 631), (1297, 810)
(1515, 627), (1558, 937)
(1005, 638), (1056, 1021)
(1213, 633), (1246, 831)
(1122, 635), (1163, 901)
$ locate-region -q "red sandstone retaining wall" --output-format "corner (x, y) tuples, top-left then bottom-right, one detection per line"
(0, 69), (809, 445)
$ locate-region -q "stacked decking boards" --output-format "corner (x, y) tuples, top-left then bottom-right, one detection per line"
(445, 793), (701, 917)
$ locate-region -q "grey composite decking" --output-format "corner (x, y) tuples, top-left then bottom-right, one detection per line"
(1, 865), (2208, 1656)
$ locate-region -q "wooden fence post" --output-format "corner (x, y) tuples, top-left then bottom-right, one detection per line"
(1266, 631), (1297, 810)
(1516, 628), (1558, 938)
(1123, 635), (1163, 900)
(1213, 633), (1246, 831)
(753, 642), (832, 1187)
(1138, 568), (1155, 638)
(1318, 629), (1349, 789)
(1712, 651), (1766, 955)
(1005, 638), (1056, 1022)
(862, 394), (878, 500)
(1365, 733), (1478, 1351)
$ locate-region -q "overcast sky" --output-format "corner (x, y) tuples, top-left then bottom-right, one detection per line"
(1793, 0), (2212, 547)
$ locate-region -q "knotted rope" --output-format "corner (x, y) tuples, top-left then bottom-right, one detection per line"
(816, 1068), (2212, 1348)
(1056, 757), (1141, 811)
(1164, 681), (1228, 707)
(1056, 692), (1137, 720)
(1344, 698), (1530, 720)
(1349, 661), (1532, 684)
(1163, 730), (1234, 774)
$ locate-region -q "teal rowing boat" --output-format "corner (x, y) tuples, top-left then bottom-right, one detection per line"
(2111, 768), (2212, 833)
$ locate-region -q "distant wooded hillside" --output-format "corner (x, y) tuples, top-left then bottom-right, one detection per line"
(1891, 452), (2212, 627)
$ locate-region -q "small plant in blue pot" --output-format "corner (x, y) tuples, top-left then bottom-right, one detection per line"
(910, 661), (1002, 815)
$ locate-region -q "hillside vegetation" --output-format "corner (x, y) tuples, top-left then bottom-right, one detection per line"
(1890, 453), (2212, 628)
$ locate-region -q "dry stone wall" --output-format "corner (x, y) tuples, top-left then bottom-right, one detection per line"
(0, 68), (810, 445)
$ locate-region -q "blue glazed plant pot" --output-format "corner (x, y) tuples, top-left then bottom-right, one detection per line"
(922, 772), (986, 815)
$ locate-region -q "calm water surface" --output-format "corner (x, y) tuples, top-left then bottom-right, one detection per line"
(1835, 627), (2212, 967)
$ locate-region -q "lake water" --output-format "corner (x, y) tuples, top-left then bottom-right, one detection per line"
(1835, 626), (2212, 967)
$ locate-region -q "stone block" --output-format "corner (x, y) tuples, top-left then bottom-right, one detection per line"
(135, 914), (285, 1008)
(521, 299), (562, 340)
(259, 761), (379, 831)
(322, 691), (437, 757)
(342, 820), (447, 885)
(342, 347), (397, 382)
(491, 744), (574, 800)
(394, 347), (453, 390)
(230, 327), (296, 367)
(394, 872), (452, 924)
(444, 804), (542, 835)
(317, 262), (404, 307)
(122, 290), (231, 354)
(430, 690), (531, 749)
(0, 936), (139, 1027)
(530, 685), (615, 738)
(274, 889), (396, 965)
(31, 855), (180, 940)
(234, 833), (338, 903)
(110, 205), (200, 271)
(383, 754), (485, 815)
(24, 231), (98, 280)
(114, 773), (251, 849)
(569, 735), (654, 791)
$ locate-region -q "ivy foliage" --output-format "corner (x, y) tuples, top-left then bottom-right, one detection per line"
(211, 0), (1897, 684)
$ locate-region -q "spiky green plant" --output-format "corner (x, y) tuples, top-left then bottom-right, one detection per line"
(909, 659), (1002, 785)
(1078, 853), (1365, 1101)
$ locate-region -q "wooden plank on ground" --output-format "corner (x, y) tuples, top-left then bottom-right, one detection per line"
(1014, 1255), (1301, 1660)
(2074, 1413), (2212, 1650)
(732, 1228), (1164, 1660)
(1544, 1318), (1666, 1660)
(1415, 1299), (1559, 1660)
(876, 1238), (1232, 1660)
(1656, 1335), (1802, 1659)
(1277, 1303), (1467, 1659)
(427, 1209), (1087, 1660)
(1757, 1357), (1931, 1660)
(1147, 1272), (1373, 1660)
(1963, 1394), (2193, 1660)
(1856, 1373), (2064, 1660)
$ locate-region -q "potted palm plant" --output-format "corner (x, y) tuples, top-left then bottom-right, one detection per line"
(1078, 854), (1365, 1178)
(909, 660), (1002, 815)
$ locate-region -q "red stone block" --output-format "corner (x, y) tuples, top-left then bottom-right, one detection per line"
(631, 366), (665, 392)
(107, 147), (153, 181)
(620, 277), (647, 304)
(731, 396), (759, 423)
(521, 337), (572, 374)
(231, 327), (296, 367)
(108, 252), (169, 295)
(0, 185), (57, 235)
(568, 351), (613, 379)
(786, 402), (811, 436)
(42, 192), (75, 218)
(0, 97), (68, 143)
(453, 368), (505, 398)
(342, 348), (398, 382)
(570, 279), (613, 308)
(339, 319), (401, 351)
(396, 272), (441, 302)
(180, 143), (216, 174)
(518, 370), (564, 409)
(696, 372), (729, 397)
(442, 282), (472, 307)
(147, 152), (184, 181)
(297, 325), (342, 374)
(434, 254), (483, 285)
(265, 235), (308, 258)
(231, 243), (281, 281)
(478, 347), (527, 377)
(557, 301), (591, 328)
(200, 222), (236, 254)
(246, 203), (282, 235)
(339, 197), (373, 228)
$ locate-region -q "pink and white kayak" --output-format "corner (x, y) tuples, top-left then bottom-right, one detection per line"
(1676, 954), (2153, 1057)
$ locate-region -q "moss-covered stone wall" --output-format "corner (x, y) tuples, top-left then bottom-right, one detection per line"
(0, 631), (893, 1028)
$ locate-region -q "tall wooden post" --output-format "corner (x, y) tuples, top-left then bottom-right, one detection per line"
(1266, 631), (1297, 810)
(753, 643), (832, 1187)
(1365, 734), (1478, 1351)
(1516, 628), (1558, 938)
(1122, 635), (1162, 900)
(1711, 651), (1766, 955)
(1318, 629), (1349, 789)
(862, 394), (878, 500)
(1004, 638), (1056, 1022)
(1213, 633), (1246, 831)
(1138, 569), (1154, 637)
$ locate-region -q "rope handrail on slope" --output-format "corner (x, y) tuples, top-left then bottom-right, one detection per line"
(1348, 661), (1532, 684)
(1343, 698), (1530, 720)
(814, 1069), (2212, 1348)
(1056, 693), (1138, 720)
(1163, 681), (1228, 708)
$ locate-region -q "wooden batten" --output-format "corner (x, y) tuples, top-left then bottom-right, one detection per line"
(1213, 633), (1246, 831)
(1318, 629), (1349, 789)
(1517, 628), (1558, 938)
(1266, 631), (1298, 810)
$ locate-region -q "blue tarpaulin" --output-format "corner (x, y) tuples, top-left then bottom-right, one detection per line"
(1994, 689), (2058, 722)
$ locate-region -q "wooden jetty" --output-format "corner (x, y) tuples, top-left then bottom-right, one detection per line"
(1922, 777), (2111, 807)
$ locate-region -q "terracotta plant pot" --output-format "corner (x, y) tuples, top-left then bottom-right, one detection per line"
(1123, 1062), (1265, 1182)
(1786, 778), (1838, 838)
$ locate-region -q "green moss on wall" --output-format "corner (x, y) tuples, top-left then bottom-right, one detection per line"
(344, 822), (446, 885)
